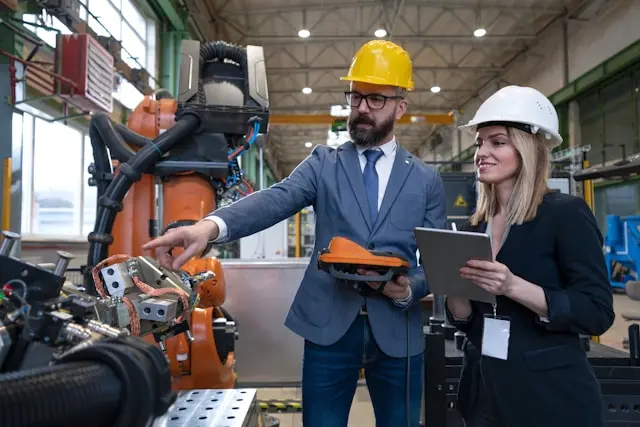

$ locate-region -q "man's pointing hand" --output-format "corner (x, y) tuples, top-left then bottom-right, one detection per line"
(142, 220), (219, 270)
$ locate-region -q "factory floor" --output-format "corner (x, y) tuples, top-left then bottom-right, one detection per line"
(258, 293), (637, 427)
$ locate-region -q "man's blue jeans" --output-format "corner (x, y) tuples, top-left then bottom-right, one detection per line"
(301, 314), (423, 427)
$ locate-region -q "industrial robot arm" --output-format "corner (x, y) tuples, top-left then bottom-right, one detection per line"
(81, 39), (270, 391)
(0, 231), (175, 427)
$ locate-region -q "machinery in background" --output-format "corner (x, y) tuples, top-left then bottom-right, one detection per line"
(423, 312), (640, 427)
(240, 219), (288, 259)
(574, 154), (640, 292)
(604, 214), (640, 291)
(81, 39), (270, 390)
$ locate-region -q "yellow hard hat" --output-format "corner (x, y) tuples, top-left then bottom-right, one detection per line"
(341, 40), (414, 91)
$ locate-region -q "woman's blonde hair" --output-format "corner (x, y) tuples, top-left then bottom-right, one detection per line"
(470, 127), (551, 226)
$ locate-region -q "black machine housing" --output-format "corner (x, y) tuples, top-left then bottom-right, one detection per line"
(158, 39), (270, 179)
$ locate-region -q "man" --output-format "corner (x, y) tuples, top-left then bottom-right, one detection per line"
(143, 40), (446, 426)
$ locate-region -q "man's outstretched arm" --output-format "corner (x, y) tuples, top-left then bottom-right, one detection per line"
(142, 146), (326, 270)
(207, 145), (326, 243)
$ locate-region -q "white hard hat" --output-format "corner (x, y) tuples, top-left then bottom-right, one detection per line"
(459, 85), (563, 149)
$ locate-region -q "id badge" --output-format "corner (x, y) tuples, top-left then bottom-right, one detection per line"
(481, 314), (511, 360)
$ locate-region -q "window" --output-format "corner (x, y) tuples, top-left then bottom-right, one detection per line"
(17, 0), (158, 241)
(29, 117), (83, 236)
(17, 109), (95, 240)
(23, 0), (157, 113)
(87, 0), (122, 39)
(21, 13), (73, 49)
(85, 0), (158, 107)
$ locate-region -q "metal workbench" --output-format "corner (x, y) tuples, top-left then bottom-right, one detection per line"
(423, 330), (640, 427)
(152, 389), (261, 427)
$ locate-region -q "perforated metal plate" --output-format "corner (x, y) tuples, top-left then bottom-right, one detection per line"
(152, 389), (259, 427)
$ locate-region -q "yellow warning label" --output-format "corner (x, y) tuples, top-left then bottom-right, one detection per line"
(454, 194), (467, 208)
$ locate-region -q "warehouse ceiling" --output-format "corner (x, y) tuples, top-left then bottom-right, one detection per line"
(181, 0), (588, 177)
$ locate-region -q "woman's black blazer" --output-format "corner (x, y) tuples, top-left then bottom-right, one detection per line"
(446, 191), (615, 427)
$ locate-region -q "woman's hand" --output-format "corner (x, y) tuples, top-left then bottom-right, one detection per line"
(459, 260), (515, 297)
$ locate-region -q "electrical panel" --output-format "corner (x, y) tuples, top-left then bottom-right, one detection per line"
(55, 33), (114, 113)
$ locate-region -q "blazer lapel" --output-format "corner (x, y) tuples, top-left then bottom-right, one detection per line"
(337, 142), (372, 229)
(372, 144), (414, 233)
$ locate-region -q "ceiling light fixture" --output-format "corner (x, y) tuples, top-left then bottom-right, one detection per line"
(473, 28), (487, 38)
(305, 141), (313, 148)
(374, 28), (387, 38)
(302, 87), (312, 94)
(298, 29), (311, 38)
(430, 86), (441, 94)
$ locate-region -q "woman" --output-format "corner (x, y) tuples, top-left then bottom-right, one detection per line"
(446, 85), (615, 427)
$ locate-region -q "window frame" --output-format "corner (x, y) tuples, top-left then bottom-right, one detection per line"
(17, 0), (158, 242)
(16, 103), (91, 242)
(23, 0), (158, 111)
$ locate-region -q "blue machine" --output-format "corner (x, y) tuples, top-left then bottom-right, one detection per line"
(604, 214), (640, 290)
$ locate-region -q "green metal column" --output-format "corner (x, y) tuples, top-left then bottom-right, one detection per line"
(159, 27), (175, 94)
(0, 22), (24, 254)
(159, 30), (187, 96)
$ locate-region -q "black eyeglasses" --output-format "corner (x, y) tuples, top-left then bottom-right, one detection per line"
(344, 91), (404, 111)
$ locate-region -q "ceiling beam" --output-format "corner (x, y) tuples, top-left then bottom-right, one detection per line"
(266, 66), (503, 73)
(217, 1), (565, 17)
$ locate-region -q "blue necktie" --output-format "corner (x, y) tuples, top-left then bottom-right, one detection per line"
(363, 149), (384, 224)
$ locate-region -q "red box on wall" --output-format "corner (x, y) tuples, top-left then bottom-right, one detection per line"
(55, 33), (114, 113)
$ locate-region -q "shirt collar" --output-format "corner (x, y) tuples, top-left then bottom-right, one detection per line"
(356, 137), (398, 157)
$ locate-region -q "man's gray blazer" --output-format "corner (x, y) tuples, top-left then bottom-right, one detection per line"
(212, 141), (446, 357)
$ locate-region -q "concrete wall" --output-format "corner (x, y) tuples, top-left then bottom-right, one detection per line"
(453, 0), (640, 157)
(507, 0), (640, 95)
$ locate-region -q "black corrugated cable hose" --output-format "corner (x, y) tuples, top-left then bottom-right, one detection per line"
(86, 113), (147, 227)
(87, 113), (201, 272)
(91, 113), (138, 162)
(0, 336), (175, 427)
(0, 362), (122, 427)
(114, 123), (150, 148)
(88, 115), (117, 201)
(197, 41), (247, 104)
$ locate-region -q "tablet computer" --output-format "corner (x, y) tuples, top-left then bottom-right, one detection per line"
(414, 227), (496, 304)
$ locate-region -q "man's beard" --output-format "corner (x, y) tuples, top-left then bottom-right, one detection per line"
(348, 113), (395, 148)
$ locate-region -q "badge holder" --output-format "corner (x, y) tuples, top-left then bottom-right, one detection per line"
(481, 302), (511, 360)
